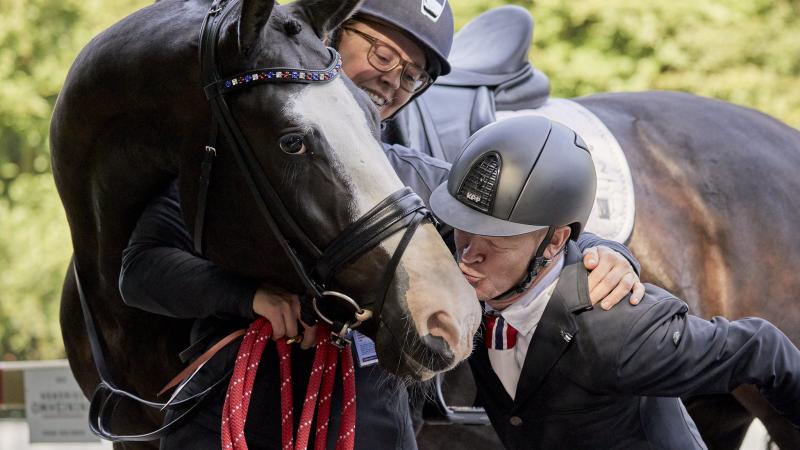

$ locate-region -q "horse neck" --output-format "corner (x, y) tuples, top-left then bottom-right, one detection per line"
(51, 1), (211, 295)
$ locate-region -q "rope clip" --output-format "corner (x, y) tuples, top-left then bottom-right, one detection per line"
(329, 329), (352, 349)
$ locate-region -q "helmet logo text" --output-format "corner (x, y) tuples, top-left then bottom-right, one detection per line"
(465, 191), (482, 203)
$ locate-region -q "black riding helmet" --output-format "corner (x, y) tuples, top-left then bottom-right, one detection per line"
(357, 0), (453, 79)
(429, 116), (597, 299)
(329, 0), (454, 82)
(430, 116), (596, 238)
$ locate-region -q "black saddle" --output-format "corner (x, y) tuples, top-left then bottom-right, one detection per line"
(386, 5), (550, 163)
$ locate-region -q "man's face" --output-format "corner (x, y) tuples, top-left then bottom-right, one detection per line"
(337, 20), (427, 120)
(454, 229), (545, 303)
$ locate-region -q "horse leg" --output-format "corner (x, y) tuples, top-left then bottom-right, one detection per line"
(732, 384), (800, 449)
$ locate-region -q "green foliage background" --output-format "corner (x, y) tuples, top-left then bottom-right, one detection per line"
(1, 0), (798, 360)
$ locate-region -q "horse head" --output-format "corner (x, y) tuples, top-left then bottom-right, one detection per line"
(179, 0), (480, 380)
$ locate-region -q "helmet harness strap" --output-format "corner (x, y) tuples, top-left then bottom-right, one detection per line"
(490, 226), (560, 302)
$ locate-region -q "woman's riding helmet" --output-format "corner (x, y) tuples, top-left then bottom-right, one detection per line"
(352, 0), (454, 79)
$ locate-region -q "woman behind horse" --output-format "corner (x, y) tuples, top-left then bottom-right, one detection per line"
(119, 1), (643, 448)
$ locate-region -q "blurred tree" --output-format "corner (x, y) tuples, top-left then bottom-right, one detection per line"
(0, 174), (70, 360)
(0, 0), (147, 196)
(0, 0), (148, 360)
(1, 0), (798, 360)
(452, 0), (800, 126)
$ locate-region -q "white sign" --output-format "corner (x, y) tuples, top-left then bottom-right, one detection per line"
(24, 365), (99, 443)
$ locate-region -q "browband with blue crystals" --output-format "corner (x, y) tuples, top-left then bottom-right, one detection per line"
(203, 47), (342, 99)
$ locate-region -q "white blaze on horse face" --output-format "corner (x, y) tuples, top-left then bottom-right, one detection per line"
(286, 79), (401, 214)
(287, 80), (481, 369)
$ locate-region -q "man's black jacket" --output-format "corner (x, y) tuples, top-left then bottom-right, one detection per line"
(471, 241), (800, 450)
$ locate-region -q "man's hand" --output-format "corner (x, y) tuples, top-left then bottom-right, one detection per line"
(582, 246), (645, 310)
(252, 285), (317, 348)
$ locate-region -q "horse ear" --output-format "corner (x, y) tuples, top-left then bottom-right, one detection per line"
(293, 0), (363, 39)
(238, 0), (276, 54)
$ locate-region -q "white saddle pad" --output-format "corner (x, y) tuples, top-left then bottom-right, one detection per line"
(497, 99), (635, 243)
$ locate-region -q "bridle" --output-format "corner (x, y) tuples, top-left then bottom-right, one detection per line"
(195, 0), (433, 343)
(78, 0), (432, 441)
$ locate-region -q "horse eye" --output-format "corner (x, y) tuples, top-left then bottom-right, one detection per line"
(279, 133), (306, 155)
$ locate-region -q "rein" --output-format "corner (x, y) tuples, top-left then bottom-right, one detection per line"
(220, 320), (356, 450)
(76, 0), (432, 444)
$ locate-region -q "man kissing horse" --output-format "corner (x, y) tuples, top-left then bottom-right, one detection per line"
(51, 0), (482, 446)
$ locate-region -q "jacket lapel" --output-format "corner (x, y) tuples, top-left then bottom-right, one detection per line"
(512, 242), (592, 410)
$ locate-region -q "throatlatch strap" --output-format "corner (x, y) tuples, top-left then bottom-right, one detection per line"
(490, 226), (555, 301)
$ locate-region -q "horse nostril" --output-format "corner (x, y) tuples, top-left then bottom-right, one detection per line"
(419, 334), (454, 371)
(426, 312), (458, 356)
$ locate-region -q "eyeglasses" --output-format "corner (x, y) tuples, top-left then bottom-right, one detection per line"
(344, 27), (431, 94)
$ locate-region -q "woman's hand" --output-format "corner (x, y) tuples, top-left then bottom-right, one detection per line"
(582, 246), (646, 310)
(252, 285), (317, 348)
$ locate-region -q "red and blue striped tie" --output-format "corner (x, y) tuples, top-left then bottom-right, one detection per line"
(484, 313), (518, 350)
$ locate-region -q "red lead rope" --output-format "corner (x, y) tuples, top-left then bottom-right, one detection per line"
(221, 318), (356, 450)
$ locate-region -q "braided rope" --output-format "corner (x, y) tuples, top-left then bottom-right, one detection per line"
(294, 327), (330, 450)
(335, 346), (356, 450)
(220, 319), (356, 450)
(222, 320), (268, 450)
(313, 339), (339, 450)
(277, 339), (293, 450)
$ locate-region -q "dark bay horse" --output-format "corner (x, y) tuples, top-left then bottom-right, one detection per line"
(581, 91), (800, 450)
(50, 0), (480, 446)
(404, 6), (800, 450)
